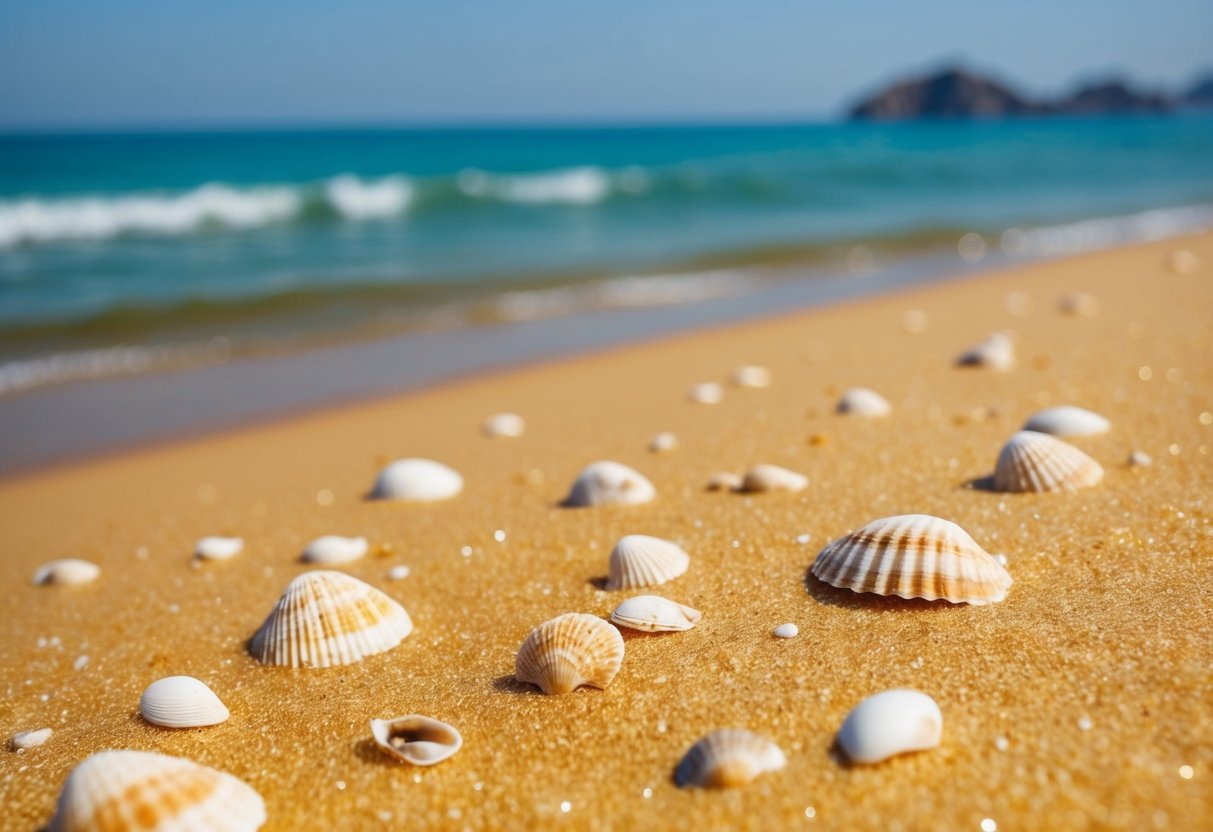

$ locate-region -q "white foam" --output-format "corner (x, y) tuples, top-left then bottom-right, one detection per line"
(1000, 204), (1213, 258)
(0, 338), (231, 395)
(456, 166), (612, 205)
(325, 175), (413, 220)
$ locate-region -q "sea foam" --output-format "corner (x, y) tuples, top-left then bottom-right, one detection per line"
(456, 166), (615, 205)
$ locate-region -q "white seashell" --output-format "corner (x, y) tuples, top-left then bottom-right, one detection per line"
(607, 535), (690, 590)
(515, 613), (624, 695)
(139, 676), (230, 729)
(33, 559), (100, 587)
(837, 689), (943, 764)
(609, 595), (701, 632)
(688, 382), (724, 404)
(1127, 450), (1152, 467)
(706, 471), (743, 492)
(250, 570), (413, 668)
(993, 431), (1103, 493)
(730, 365), (772, 388)
(1167, 249), (1199, 275)
(371, 715), (462, 766)
(772, 623), (798, 639)
(1058, 291), (1099, 317)
(647, 431), (679, 453)
(811, 514), (1012, 605)
(371, 458), (463, 502)
(301, 535), (369, 565)
(675, 729), (786, 789)
(739, 464), (808, 493)
(564, 460), (656, 507)
(836, 387), (892, 418)
(956, 332), (1015, 371)
(1022, 405), (1110, 437)
(50, 749), (265, 832)
(901, 309), (928, 334)
(194, 536), (244, 561)
(482, 412), (525, 438)
(387, 564), (411, 580)
(10, 728), (52, 750)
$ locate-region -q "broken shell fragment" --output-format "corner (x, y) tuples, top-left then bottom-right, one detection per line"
(10, 728), (52, 751)
(194, 536), (244, 561)
(1022, 405), (1110, 437)
(675, 729), (786, 789)
(301, 535), (369, 565)
(607, 535), (690, 590)
(837, 689), (943, 765)
(648, 432), (679, 453)
(371, 458), (463, 502)
(836, 387), (892, 418)
(688, 382), (724, 404)
(706, 472), (743, 492)
(956, 332), (1015, 371)
(33, 559), (100, 587)
(730, 365), (772, 388)
(609, 595), (701, 632)
(515, 613), (624, 695)
(139, 676), (230, 729)
(371, 715), (463, 766)
(482, 412), (525, 438)
(564, 460), (656, 507)
(993, 431), (1103, 493)
(739, 464), (808, 493)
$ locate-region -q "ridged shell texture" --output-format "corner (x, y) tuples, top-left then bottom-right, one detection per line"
(607, 535), (690, 590)
(674, 729), (786, 789)
(993, 431), (1103, 493)
(514, 613), (624, 695)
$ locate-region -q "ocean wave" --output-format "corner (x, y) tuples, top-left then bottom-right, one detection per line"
(456, 166), (622, 205)
(997, 204), (1213, 258)
(324, 174), (414, 220)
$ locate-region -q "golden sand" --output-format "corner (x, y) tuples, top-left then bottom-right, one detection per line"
(2, 237), (1211, 830)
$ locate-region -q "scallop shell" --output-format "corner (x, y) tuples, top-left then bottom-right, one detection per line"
(250, 570), (413, 668)
(194, 536), (244, 561)
(370, 715), (463, 766)
(482, 412), (525, 438)
(810, 514), (1012, 605)
(50, 749), (265, 832)
(730, 365), (772, 388)
(515, 613), (624, 695)
(609, 595), (701, 632)
(301, 535), (369, 565)
(836, 387), (892, 418)
(648, 432), (679, 453)
(10, 728), (52, 750)
(993, 431), (1103, 493)
(1022, 405), (1110, 437)
(837, 689), (942, 765)
(139, 676), (230, 729)
(607, 535), (690, 590)
(706, 472), (743, 492)
(33, 559), (100, 587)
(675, 729), (786, 789)
(688, 382), (724, 404)
(564, 460), (656, 507)
(1058, 291), (1099, 317)
(371, 458), (463, 502)
(956, 332), (1015, 371)
(739, 464), (808, 493)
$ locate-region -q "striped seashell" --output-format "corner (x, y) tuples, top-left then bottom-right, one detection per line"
(609, 595), (701, 632)
(706, 471), (743, 492)
(10, 727), (53, 750)
(515, 613), (624, 695)
(50, 749), (265, 832)
(1022, 405), (1110, 437)
(250, 570), (413, 668)
(956, 332), (1015, 371)
(564, 460), (656, 507)
(739, 464), (808, 493)
(139, 676), (230, 729)
(370, 715), (462, 766)
(482, 412), (525, 438)
(301, 535), (368, 565)
(607, 535), (690, 590)
(810, 514), (1012, 605)
(730, 365), (772, 388)
(1058, 291), (1099, 317)
(33, 559), (100, 587)
(687, 382), (724, 404)
(371, 458), (463, 502)
(836, 387), (892, 418)
(993, 431), (1103, 493)
(675, 729), (786, 789)
(837, 689), (942, 765)
(194, 536), (244, 561)
(647, 431), (679, 453)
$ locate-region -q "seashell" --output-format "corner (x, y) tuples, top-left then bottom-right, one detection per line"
(956, 332), (1015, 371)
(1058, 291), (1099, 317)
(993, 431), (1103, 493)
(609, 595), (701, 632)
(250, 570), (413, 668)
(33, 559), (100, 587)
(301, 535), (369, 565)
(194, 536), (244, 561)
(10, 728), (52, 750)
(772, 623), (798, 639)
(371, 458), (463, 502)
(607, 535), (690, 590)
(836, 689), (943, 765)
(482, 412), (525, 438)
(370, 715), (462, 766)
(811, 514), (1012, 605)
(836, 387), (892, 418)
(515, 613), (624, 695)
(688, 382), (724, 404)
(706, 471), (743, 492)
(730, 365), (772, 388)
(1127, 450), (1152, 467)
(139, 676), (230, 729)
(1022, 405), (1110, 437)
(564, 460), (656, 507)
(675, 729), (786, 789)
(387, 564), (411, 580)
(1166, 249), (1198, 275)
(739, 464), (808, 493)
(648, 431), (679, 453)
(50, 749), (265, 832)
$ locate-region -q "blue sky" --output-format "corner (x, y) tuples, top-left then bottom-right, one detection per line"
(1, 0), (1210, 128)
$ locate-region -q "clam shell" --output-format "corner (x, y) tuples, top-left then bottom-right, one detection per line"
(250, 570), (413, 668)
(482, 412), (525, 438)
(739, 464), (808, 493)
(515, 613), (624, 695)
(956, 332), (1015, 371)
(139, 676), (230, 729)
(564, 460), (656, 507)
(836, 387), (892, 418)
(837, 689), (942, 764)
(33, 559), (100, 587)
(370, 715), (462, 766)
(1022, 405), (1110, 437)
(607, 535), (690, 590)
(50, 749), (265, 832)
(609, 595), (701, 632)
(194, 536), (244, 561)
(371, 458), (463, 502)
(993, 431), (1103, 493)
(730, 365), (772, 388)
(648, 432), (679, 453)
(811, 514), (1012, 605)
(1058, 291), (1099, 317)
(301, 535), (369, 565)
(706, 472), (743, 492)
(688, 382), (724, 404)
(10, 728), (52, 750)
(675, 729), (786, 789)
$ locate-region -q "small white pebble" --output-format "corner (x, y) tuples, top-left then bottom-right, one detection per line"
(10, 728), (52, 750)
(805, 807), (817, 819)
(795, 533), (811, 545)
(560, 801), (572, 813)
(1078, 715), (1093, 731)
(995, 736), (1010, 752)
(73, 655), (89, 671)
(642, 788), (653, 799)
(387, 565), (410, 580)
(1128, 451), (1152, 467)
(336, 780), (345, 790)
(981, 819), (998, 832)
(773, 623), (799, 639)
(493, 529), (506, 543)
(1179, 765), (1194, 780)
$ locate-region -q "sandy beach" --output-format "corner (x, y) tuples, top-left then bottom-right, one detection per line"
(2, 235), (1211, 830)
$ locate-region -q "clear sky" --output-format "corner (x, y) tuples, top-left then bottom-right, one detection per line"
(1, 0), (1210, 129)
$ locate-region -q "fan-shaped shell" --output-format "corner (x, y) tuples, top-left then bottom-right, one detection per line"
(250, 570), (413, 668)
(956, 332), (1015, 371)
(1022, 405), (1110, 437)
(607, 535), (690, 590)
(730, 365), (772, 388)
(837, 689), (943, 765)
(609, 596), (701, 632)
(564, 460), (656, 507)
(371, 458), (463, 502)
(514, 613), (624, 695)
(836, 387), (891, 418)
(482, 412), (525, 438)
(33, 559), (100, 587)
(810, 514), (1012, 605)
(194, 537), (244, 561)
(739, 464), (808, 493)
(688, 382), (723, 404)
(50, 749), (265, 832)
(301, 535), (368, 565)
(647, 432), (678, 453)
(370, 715), (463, 766)
(706, 472), (743, 492)
(139, 676), (230, 729)
(993, 431), (1103, 493)
(675, 729), (786, 789)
